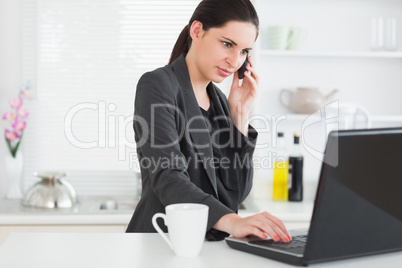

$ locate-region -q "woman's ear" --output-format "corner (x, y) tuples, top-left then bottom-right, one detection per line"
(189, 20), (204, 41)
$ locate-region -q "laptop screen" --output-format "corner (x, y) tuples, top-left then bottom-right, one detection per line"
(304, 128), (402, 264)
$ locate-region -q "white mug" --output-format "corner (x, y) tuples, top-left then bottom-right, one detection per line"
(267, 26), (307, 50)
(267, 26), (290, 50)
(287, 27), (308, 50)
(152, 203), (209, 257)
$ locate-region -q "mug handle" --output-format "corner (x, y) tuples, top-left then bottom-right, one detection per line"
(287, 28), (308, 50)
(152, 213), (173, 249)
(287, 29), (297, 48)
(279, 89), (293, 109)
(355, 106), (372, 128)
(299, 29), (308, 44)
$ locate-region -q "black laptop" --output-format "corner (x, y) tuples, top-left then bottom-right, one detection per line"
(226, 128), (402, 266)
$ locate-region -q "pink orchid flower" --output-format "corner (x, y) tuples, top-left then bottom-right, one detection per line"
(5, 129), (20, 141)
(18, 107), (29, 118)
(21, 90), (31, 99)
(2, 112), (17, 121)
(12, 121), (26, 132)
(10, 97), (23, 109)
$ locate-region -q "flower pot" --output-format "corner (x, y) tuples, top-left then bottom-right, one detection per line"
(5, 150), (24, 199)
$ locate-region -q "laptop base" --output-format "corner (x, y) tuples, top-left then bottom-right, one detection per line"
(226, 236), (306, 266)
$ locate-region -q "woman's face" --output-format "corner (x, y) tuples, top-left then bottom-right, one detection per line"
(191, 20), (257, 84)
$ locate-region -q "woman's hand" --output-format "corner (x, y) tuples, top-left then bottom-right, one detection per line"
(213, 212), (292, 243)
(227, 55), (259, 137)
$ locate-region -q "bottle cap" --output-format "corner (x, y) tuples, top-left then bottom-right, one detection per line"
(294, 132), (300, 144)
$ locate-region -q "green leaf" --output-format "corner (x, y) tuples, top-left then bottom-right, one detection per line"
(4, 133), (23, 158)
(5, 137), (16, 158)
(13, 134), (23, 157)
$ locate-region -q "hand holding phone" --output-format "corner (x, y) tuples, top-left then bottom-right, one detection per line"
(238, 54), (250, 80)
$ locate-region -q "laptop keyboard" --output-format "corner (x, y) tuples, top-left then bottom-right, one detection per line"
(249, 235), (307, 251)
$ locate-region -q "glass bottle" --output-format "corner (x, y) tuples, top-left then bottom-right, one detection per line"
(273, 132), (289, 201)
(288, 132), (304, 201)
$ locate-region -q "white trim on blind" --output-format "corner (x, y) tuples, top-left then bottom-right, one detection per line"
(21, 0), (200, 196)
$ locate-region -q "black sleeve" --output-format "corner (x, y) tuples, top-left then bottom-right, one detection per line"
(134, 71), (233, 232)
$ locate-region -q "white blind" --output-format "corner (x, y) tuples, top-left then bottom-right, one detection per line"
(22, 0), (200, 196)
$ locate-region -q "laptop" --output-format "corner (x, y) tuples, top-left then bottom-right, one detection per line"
(226, 128), (402, 266)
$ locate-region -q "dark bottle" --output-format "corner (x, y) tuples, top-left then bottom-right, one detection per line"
(288, 132), (303, 202)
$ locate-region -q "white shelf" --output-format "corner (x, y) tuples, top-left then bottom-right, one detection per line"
(259, 50), (402, 59)
(258, 114), (402, 123)
(255, 113), (317, 121)
(371, 115), (402, 122)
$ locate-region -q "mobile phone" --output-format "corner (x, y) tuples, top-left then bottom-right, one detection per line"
(238, 53), (250, 79)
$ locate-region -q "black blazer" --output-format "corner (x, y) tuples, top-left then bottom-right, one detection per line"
(126, 54), (258, 240)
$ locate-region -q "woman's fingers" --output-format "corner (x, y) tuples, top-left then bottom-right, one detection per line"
(252, 219), (283, 242)
(241, 58), (258, 98)
(244, 224), (269, 240)
(261, 212), (292, 241)
(243, 71), (258, 97)
(239, 212), (291, 243)
(254, 213), (290, 243)
(246, 56), (259, 85)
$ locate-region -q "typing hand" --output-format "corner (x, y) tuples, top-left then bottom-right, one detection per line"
(214, 212), (292, 243)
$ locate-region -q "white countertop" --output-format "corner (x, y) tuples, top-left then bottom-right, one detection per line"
(0, 196), (313, 225)
(0, 196), (136, 225)
(0, 233), (401, 268)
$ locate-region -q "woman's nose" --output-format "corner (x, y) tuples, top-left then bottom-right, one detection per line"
(226, 52), (242, 69)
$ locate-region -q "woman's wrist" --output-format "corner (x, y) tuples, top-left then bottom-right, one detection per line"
(213, 213), (241, 234)
(230, 110), (249, 137)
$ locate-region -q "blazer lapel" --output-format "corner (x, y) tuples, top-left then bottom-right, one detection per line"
(171, 55), (218, 196)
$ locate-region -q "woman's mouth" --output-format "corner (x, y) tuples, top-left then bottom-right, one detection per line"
(217, 67), (231, 77)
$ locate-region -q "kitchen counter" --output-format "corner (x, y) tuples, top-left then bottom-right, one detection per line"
(0, 196), (136, 225)
(0, 196), (313, 246)
(0, 196), (313, 225)
(0, 233), (401, 268)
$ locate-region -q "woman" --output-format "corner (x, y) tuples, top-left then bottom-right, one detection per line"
(126, 0), (291, 242)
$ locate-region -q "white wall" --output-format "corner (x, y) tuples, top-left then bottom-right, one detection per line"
(256, 0), (402, 115)
(0, 0), (400, 199)
(249, 0), (402, 199)
(0, 0), (23, 198)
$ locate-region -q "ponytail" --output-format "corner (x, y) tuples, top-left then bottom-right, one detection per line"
(168, 25), (190, 65)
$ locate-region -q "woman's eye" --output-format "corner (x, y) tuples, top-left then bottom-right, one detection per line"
(222, 41), (232, 48)
(241, 50), (249, 55)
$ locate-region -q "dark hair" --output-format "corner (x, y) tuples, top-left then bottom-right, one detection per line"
(168, 0), (259, 65)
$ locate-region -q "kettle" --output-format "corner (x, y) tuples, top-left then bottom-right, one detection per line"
(22, 172), (78, 209)
(279, 87), (338, 114)
(323, 102), (372, 132)
(300, 101), (371, 165)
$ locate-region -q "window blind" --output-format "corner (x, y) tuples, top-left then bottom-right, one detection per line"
(22, 0), (200, 196)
